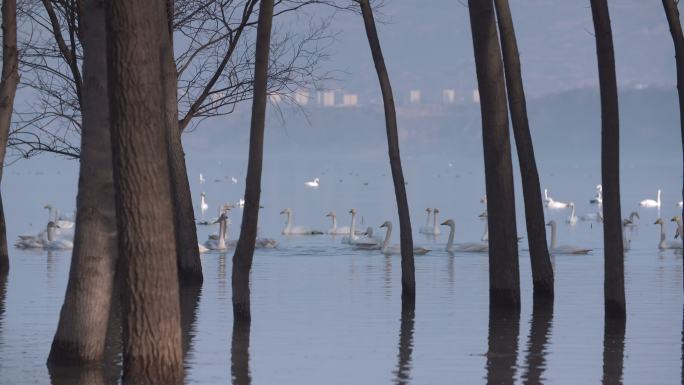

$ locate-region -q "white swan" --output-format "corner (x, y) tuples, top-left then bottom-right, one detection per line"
(440, 219), (488, 253)
(44, 204), (75, 229)
(352, 227), (383, 250)
(418, 208), (433, 234)
(654, 218), (682, 250)
(566, 202), (578, 225)
(590, 184), (603, 205)
(203, 213), (232, 250)
(546, 220), (592, 255)
(479, 212), (489, 242)
(326, 211), (351, 235)
(305, 178), (320, 188)
(640, 189), (661, 208)
(16, 221), (73, 250)
(199, 173), (206, 184)
(342, 209), (360, 243)
(420, 208), (441, 235)
(547, 197), (570, 210)
(280, 208), (322, 235)
(543, 189), (552, 205)
(199, 192), (209, 221)
(678, 201), (683, 208)
(378, 221), (430, 255)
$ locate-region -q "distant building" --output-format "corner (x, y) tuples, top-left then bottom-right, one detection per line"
(322, 91), (335, 107)
(442, 89), (456, 104)
(409, 90), (421, 104)
(472, 89), (480, 104)
(294, 90), (309, 105)
(342, 94), (358, 106)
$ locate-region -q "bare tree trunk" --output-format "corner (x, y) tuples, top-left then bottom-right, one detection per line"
(589, 0), (625, 319)
(47, 0), (118, 366)
(231, 0), (274, 322)
(105, 0), (183, 382)
(358, 0), (416, 301)
(163, 0), (203, 286)
(661, 0), (684, 293)
(493, 0), (554, 300)
(0, 0), (19, 275)
(468, 0), (520, 310)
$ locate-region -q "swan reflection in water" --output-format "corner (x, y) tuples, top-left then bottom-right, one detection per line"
(392, 299), (415, 385)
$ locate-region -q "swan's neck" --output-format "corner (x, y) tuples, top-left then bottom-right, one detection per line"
(382, 224), (392, 250)
(549, 223), (557, 250)
(218, 219), (226, 249)
(331, 215), (337, 230)
(425, 211), (432, 227)
(544, 190), (548, 200)
(659, 222), (666, 247)
(446, 224), (455, 250)
(350, 212), (357, 236)
(47, 226), (56, 242)
(285, 212), (292, 230)
(629, 213), (637, 221)
(432, 211), (439, 230)
(224, 216), (229, 241)
(481, 217), (489, 241)
(657, 190), (661, 205)
(47, 207), (55, 222)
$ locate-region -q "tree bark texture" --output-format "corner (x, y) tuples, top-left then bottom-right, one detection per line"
(359, 0), (416, 300)
(105, 0), (184, 382)
(493, 0), (554, 300)
(47, 0), (119, 366)
(231, 0), (274, 322)
(661, 0), (684, 292)
(468, 0), (520, 310)
(0, 0), (19, 275)
(590, 0), (626, 319)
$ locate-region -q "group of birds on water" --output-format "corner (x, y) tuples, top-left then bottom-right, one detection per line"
(13, 178), (684, 256)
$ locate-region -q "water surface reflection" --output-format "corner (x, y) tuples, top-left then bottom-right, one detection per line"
(522, 299), (553, 385)
(231, 320), (251, 385)
(602, 316), (626, 385)
(485, 306), (519, 385)
(393, 299), (415, 385)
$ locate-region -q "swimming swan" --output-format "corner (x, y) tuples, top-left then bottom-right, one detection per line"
(353, 227), (383, 250)
(566, 203), (578, 225)
(546, 220), (592, 255)
(15, 221), (73, 250)
(378, 221), (430, 255)
(418, 208), (433, 234)
(640, 190), (661, 208)
(419, 208), (441, 235)
(544, 190), (570, 209)
(590, 184), (603, 205)
(280, 208), (323, 235)
(342, 209), (360, 243)
(654, 218), (682, 250)
(326, 211), (351, 235)
(305, 178), (320, 188)
(440, 219), (488, 253)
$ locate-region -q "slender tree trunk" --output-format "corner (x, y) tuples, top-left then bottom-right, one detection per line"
(589, 0), (625, 319)
(493, 0), (554, 300)
(105, 0), (183, 382)
(231, 0), (274, 322)
(231, 319), (252, 385)
(47, 0), (118, 366)
(0, 0), (19, 275)
(468, 0), (520, 310)
(163, 0), (203, 286)
(661, 0), (684, 293)
(358, 0), (416, 301)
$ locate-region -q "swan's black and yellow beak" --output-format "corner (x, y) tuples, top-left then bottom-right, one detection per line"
(440, 220), (449, 226)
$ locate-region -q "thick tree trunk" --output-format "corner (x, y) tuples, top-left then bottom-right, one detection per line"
(589, 0), (625, 319)
(468, 0), (520, 310)
(602, 316), (625, 384)
(486, 305), (520, 385)
(105, 0), (183, 382)
(661, 0), (684, 293)
(493, 0), (554, 300)
(522, 298), (553, 384)
(162, 0), (203, 286)
(47, 0), (118, 366)
(393, 299), (415, 385)
(230, 319), (252, 385)
(359, 0), (416, 301)
(0, 0), (19, 275)
(231, 0), (274, 322)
